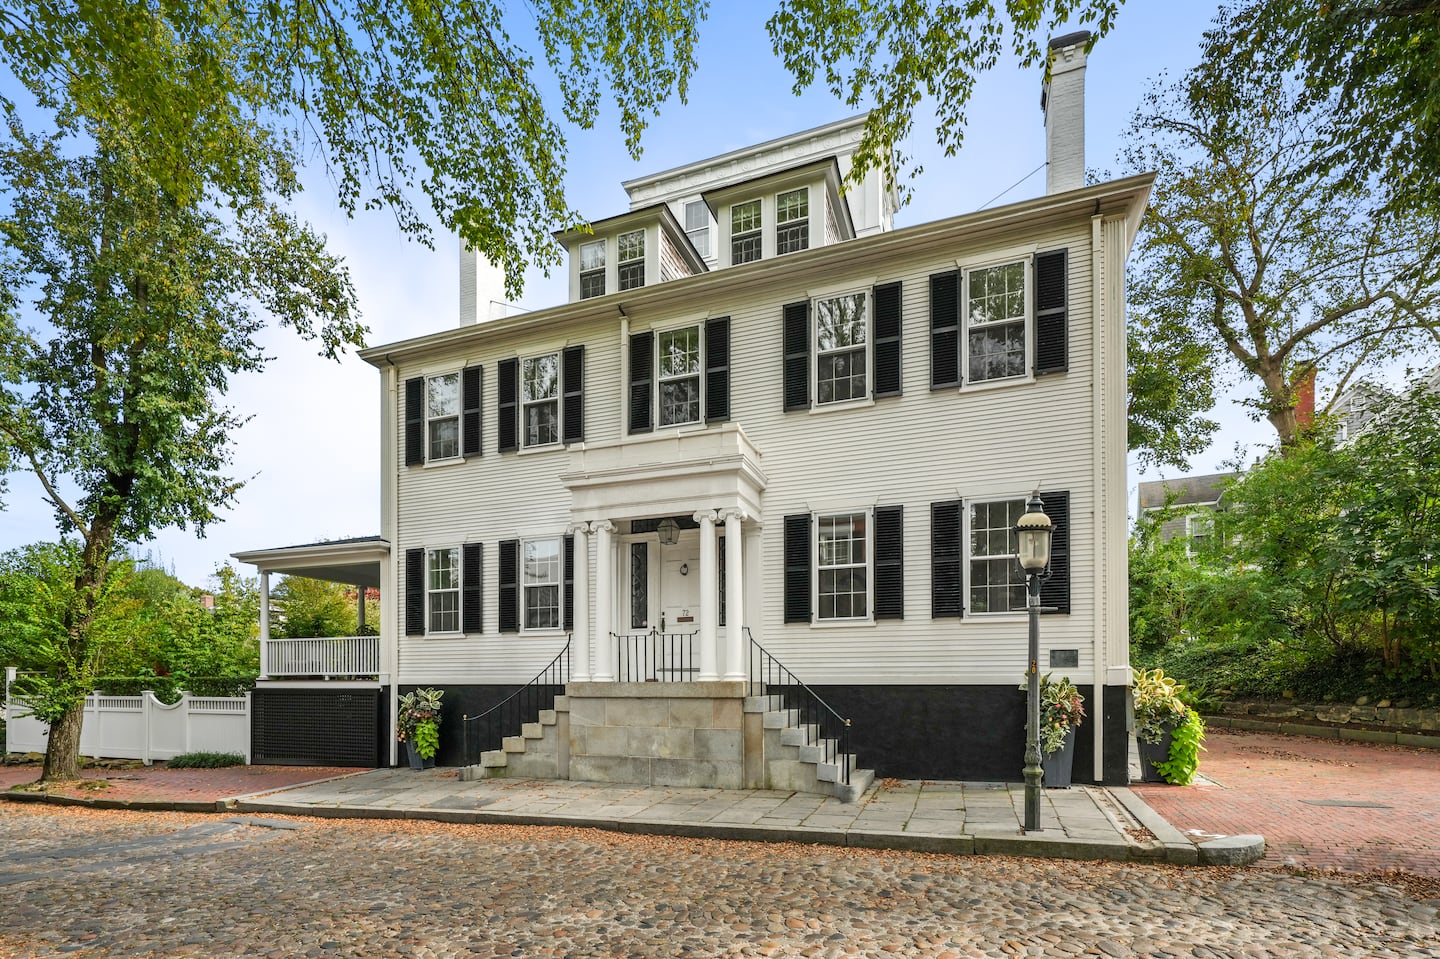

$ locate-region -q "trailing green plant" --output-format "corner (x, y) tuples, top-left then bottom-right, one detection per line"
(396, 687), (443, 760)
(166, 751), (245, 769)
(1133, 667), (1188, 745)
(1023, 673), (1086, 757)
(1154, 708), (1206, 786)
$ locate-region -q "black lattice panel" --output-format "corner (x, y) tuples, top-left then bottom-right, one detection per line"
(252, 688), (383, 767)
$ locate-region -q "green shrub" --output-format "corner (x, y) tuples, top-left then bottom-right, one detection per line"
(1155, 708), (1206, 785)
(166, 751), (245, 768)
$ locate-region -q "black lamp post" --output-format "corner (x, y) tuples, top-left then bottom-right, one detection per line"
(1014, 493), (1053, 833)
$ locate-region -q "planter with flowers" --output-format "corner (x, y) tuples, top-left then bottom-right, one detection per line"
(1022, 672), (1087, 788)
(397, 687), (444, 770)
(1133, 667), (1205, 784)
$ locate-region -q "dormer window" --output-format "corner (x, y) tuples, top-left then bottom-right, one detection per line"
(684, 201), (711, 258)
(777, 188), (809, 255)
(618, 230), (645, 291)
(579, 240), (606, 299)
(731, 199), (762, 265)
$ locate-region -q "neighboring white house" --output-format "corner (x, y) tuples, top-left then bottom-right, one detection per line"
(237, 32), (1147, 787)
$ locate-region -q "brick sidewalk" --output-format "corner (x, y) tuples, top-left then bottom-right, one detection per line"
(0, 762), (363, 806)
(1132, 727), (1440, 876)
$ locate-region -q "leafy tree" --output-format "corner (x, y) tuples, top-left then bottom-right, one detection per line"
(0, 113), (359, 780)
(1205, 0), (1440, 219)
(1127, 324), (1218, 471)
(0, 0), (706, 294)
(272, 575), (366, 639)
(1121, 57), (1440, 451)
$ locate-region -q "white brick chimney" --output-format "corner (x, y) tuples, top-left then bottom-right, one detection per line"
(1041, 31), (1090, 195)
(459, 242), (509, 326)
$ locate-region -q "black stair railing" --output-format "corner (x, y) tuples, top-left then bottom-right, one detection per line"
(611, 629), (699, 682)
(460, 636), (570, 767)
(745, 628), (852, 785)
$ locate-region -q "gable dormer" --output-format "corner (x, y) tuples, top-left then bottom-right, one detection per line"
(555, 204), (707, 303)
(702, 158), (856, 268)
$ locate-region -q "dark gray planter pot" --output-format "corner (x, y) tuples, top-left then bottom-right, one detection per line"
(405, 741), (435, 770)
(1042, 727), (1078, 788)
(1137, 727), (1175, 783)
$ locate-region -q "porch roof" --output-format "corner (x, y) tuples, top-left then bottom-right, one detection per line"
(231, 536), (389, 588)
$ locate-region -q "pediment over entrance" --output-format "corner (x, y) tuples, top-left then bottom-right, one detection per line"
(560, 423), (766, 521)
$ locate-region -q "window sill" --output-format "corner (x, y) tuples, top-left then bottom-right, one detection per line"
(809, 618), (877, 628)
(521, 627), (566, 636)
(965, 611), (1030, 621)
(957, 374), (1035, 396)
(808, 397), (875, 415)
(424, 630), (465, 638)
(422, 456), (465, 469)
(516, 442), (563, 456)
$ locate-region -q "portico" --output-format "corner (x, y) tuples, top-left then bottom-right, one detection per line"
(561, 423), (765, 686)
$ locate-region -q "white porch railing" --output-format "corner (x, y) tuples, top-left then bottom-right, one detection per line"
(262, 635), (380, 678)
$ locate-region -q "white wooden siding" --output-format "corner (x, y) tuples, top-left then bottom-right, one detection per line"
(391, 216), (1121, 689)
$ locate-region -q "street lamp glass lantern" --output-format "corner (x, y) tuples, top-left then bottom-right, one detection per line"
(656, 517), (680, 547)
(1014, 498), (1053, 572)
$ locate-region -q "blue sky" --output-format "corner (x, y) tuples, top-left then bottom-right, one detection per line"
(2, 1), (1269, 586)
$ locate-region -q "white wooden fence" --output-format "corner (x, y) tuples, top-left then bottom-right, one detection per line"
(3, 676), (251, 764)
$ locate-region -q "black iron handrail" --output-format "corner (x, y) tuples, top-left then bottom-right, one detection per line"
(459, 636), (570, 767)
(611, 629), (700, 682)
(745, 628), (852, 785)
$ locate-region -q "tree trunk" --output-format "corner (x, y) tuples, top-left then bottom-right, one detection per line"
(41, 701), (86, 782)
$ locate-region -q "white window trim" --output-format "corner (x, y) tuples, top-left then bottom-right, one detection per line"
(654, 320), (706, 430)
(617, 229), (646, 292)
(521, 535), (564, 633)
(965, 496), (1030, 618)
(520, 351), (562, 450)
(424, 371), (463, 464)
(578, 238), (606, 299)
(684, 200), (713, 260)
(427, 545), (463, 636)
(812, 288), (873, 410)
(960, 253), (1034, 390)
(1185, 512), (1215, 557)
(775, 187), (809, 256)
(730, 198), (763, 265)
(812, 508), (874, 624)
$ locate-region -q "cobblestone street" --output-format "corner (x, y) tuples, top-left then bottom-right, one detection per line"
(2, 804), (1435, 959)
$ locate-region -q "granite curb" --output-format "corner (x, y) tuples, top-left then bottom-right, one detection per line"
(231, 796), (1173, 866)
(1111, 785), (1264, 866)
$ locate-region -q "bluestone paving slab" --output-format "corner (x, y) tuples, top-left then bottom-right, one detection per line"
(231, 771), (1230, 867)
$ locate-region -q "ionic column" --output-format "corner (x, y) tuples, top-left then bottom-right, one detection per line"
(258, 570), (271, 679)
(568, 522), (592, 682)
(694, 509), (720, 681)
(720, 510), (746, 681)
(592, 521), (616, 682)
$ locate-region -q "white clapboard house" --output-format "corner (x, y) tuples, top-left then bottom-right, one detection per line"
(236, 32), (1148, 795)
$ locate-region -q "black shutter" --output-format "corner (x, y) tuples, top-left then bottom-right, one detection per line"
(873, 282), (903, 397)
(498, 539), (519, 633)
(783, 300), (810, 411)
(404, 547), (425, 635)
(497, 358), (518, 453)
(404, 377), (424, 466)
(461, 366), (483, 457)
(462, 543), (483, 633)
(873, 505), (904, 620)
(930, 271), (960, 389)
(563, 534), (575, 631)
(1039, 490), (1071, 614)
(783, 513), (812, 623)
(629, 331), (654, 434)
(931, 500), (964, 617)
(1035, 249), (1069, 375)
(705, 316), (731, 421)
(562, 345), (585, 443)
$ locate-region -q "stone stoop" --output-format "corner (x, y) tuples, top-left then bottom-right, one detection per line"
(459, 704), (564, 782)
(746, 696), (875, 803)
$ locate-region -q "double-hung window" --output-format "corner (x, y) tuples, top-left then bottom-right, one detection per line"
(618, 230), (645, 291)
(522, 353), (560, 447)
(1186, 513), (1214, 556)
(966, 260), (1028, 383)
(968, 499), (1027, 613)
(684, 200), (711, 258)
(776, 188), (809, 255)
(815, 291), (868, 404)
(657, 325), (702, 427)
(523, 538), (561, 629)
(731, 199), (762, 265)
(428, 547), (461, 632)
(817, 512), (869, 620)
(426, 373), (461, 460)
(579, 240), (606, 299)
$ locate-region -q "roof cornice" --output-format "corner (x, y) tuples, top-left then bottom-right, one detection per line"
(360, 173), (1156, 368)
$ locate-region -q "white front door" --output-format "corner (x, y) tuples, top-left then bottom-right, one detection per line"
(658, 533), (701, 633)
